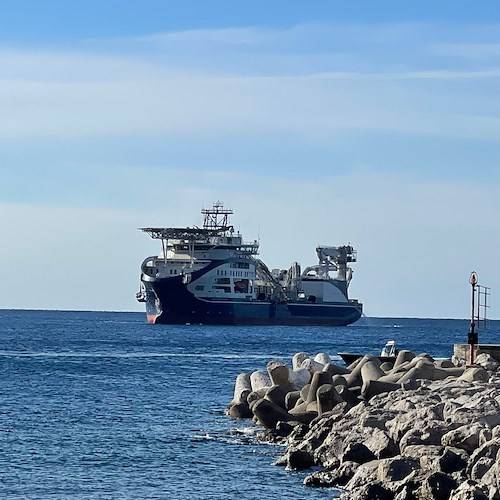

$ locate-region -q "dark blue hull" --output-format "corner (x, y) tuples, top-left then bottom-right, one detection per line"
(149, 277), (362, 326)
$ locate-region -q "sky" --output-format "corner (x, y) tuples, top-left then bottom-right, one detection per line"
(1, 0), (499, 319)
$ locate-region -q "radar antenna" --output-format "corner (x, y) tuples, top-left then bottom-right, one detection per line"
(201, 201), (234, 232)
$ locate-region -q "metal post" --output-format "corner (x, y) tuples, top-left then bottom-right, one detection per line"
(468, 272), (478, 365)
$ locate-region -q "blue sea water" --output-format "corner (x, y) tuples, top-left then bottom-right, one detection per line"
(0, 310), (498, 499)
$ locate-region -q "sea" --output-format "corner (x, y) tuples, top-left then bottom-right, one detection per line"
(1, 310), (498, 499)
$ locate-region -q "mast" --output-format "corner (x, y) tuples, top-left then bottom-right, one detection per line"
(201, 201), (234, 233)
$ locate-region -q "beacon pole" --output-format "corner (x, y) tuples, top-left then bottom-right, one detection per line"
(468, 272), (478, 366)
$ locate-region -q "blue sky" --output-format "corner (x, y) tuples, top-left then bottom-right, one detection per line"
(1, 1), (499, 318)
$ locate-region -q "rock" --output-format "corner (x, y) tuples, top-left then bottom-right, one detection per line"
(292, 352), (308, 370)
(467, 438), (500, 476)
(306, 371), (333, 403)
(289, 368), (310, 390)
(314, 352), (331, 365)
(480, 460), (500, 498)
(232, 373), (252, 404)
(475, 353), (500, 371)
(250, 370), (271, 391)
(416, 471), (457, 499)
(361, 360), (386, 384)
(342, 482), (394, 499)
(316, 384), (343, 415)
(226, 402), (252, 419)
(304, 460), (359, 487)
(343, 459), (381, 493)
(458, 367), (489, 383)
(251, 398), (291, 429)
(342, 442), (376, 464)
(323, 362), (350, 376)
(264, 384), (287, 409)
(441, 422), (492, 453)
(420, 447), (468, 474)
(469, 456), (494, 481)
(267, 360), (293, 391)
(284, 390), (301, 410)
(377, 457), (420, 482)
(364, 429), (399, 459)
(449, 479), (489, 500)
(284, 447), (315, 470)
(403, 444), (443, 461)
(362, 379), (402, 400)
(393, 350), (416, 370)
(399, 424), (451, 454)
(300, 358), (325, 375)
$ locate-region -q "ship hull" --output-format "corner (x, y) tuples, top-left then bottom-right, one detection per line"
(148, 277), (362, 326)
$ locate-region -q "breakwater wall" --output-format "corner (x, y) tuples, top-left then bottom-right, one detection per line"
(226, 350), (500, 499)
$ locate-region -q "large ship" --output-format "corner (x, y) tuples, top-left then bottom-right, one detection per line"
(136, 202), (362, 325)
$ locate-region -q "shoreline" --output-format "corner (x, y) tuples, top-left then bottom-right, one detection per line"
(226, 349), (500, 499)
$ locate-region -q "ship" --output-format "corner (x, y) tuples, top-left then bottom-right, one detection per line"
(136, 202), (362, 325)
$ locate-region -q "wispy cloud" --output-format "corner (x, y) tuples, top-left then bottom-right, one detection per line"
(433, 42), (500, 59)
(2, 20), (500, 317)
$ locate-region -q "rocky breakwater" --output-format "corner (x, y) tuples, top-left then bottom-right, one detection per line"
(225, 350), (500, 499)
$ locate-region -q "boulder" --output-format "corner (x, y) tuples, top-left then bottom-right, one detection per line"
(232, 373), (252, 404)
(441, 422), (492, 453)
(323, 362), (350, 376)
(292, 352), (308, 370)
(362, 379), (402, 400)
(342, 482), (394, 499)
(267, 360), (293, 391)
(250, 370), (271, 391)
(480, 460), (500, 499)
(314, 352), (331, 365)
(475, 353), (500, 371)
(458, 367), (489, 383)
(468, 456), (494, 482)
(467, 438), (500, 475)
(300, 358), (325, 375)
(449, 480), (489, 500)
(420, 447), (468, 474)
(285, 448), (315, 470)
(264, 384), (287, 409)
(416, 471), (457, 500)
(226, 402), (253, 419)
(343, 459), (381, 493)
(361, 360), (386, 384)
(377, 456), (420, 483)
(342, 442), (376, 465)
(289, 368), (310, 390)
(284, 390), (301, 410)
(316, 384), (343, 415)
(306, 371), (333, 403)
(304, 460), (359, 487)
(392, 350), (416, 370)
(251, 398), (291, 429)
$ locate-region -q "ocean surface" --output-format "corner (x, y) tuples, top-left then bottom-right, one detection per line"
(1, 310), (498, 499)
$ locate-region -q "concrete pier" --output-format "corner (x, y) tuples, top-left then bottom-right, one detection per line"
(454, 344), (500, 364)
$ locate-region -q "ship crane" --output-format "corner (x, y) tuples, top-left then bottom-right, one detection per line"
(304, 245), (357, 282)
